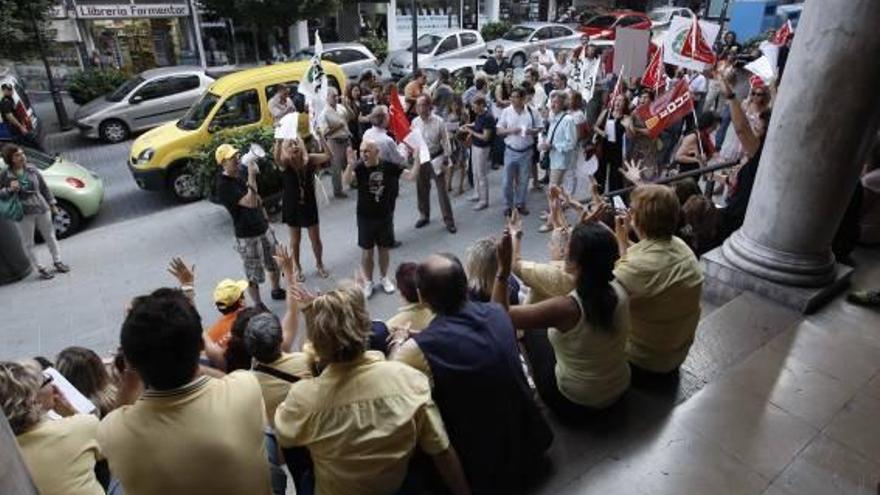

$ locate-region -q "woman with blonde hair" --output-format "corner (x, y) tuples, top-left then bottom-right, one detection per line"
(275, 136), (332, 281)
(466, 237), (519, 304)
(0, 361), (104, 495)
(273, 286), (470, 495)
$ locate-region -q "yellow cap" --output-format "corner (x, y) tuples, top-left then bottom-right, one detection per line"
(215, 144), (239, 165)
(213, 279), (248, 308)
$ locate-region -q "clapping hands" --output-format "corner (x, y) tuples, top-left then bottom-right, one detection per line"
(167, 257), (195, 286)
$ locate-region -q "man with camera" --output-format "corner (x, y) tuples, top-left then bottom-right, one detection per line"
(214, 143), (284, 306)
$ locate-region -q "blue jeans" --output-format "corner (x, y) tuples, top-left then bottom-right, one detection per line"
(503, 147), (533, 209)
(716, 105), (732, 149)
(266, 431), (288, 495)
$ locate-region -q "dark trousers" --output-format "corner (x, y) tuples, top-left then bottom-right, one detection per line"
(595, 140), (624, 194)
(521, 328), (598, 422)
(417, 162), (454, 226)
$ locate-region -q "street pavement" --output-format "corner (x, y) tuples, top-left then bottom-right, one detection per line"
(0, 148), (563, 361)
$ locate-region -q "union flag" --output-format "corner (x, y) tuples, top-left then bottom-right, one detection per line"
(387, 86), (411, 143)
(680, 17), (717, 65)
(642, 45), (667, 93)
(634, 78), (694, 139)
(772, 20), (793, 45)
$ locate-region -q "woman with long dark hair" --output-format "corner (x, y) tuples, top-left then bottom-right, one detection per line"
(593, 95), (629, 194)
(493, 220), (631, 419)
(275, 136), (332, 281)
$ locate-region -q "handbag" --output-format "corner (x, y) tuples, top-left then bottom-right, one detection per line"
(0, 193), (23, 221)
(540, 114), (568, 171)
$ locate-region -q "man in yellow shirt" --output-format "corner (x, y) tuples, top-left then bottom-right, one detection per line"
(97, 289), (271, 495)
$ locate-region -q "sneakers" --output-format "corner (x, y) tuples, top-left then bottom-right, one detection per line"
(37, 267), (54, 280)
(380, 277), (396, 294)
(473, 202), (488, 211)
(54, 261), (70, 273)
(847, 290), (880, 308)
(517, 205), (530, 216)
(415, 218), (429, 229)
(538, 223), (553, 233)
(363, 282), (375, 299)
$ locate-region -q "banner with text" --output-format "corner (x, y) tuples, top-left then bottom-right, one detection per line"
(634, 78), (694, 139)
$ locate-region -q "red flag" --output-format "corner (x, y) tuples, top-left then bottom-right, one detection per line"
(606, 71), (624, 110)
(387, 86), (411, 143)
(642, 45), (667, 94)
(680, 17), (717, 65)
(634, 78), (694, 139)
(771, 20), (793, 45)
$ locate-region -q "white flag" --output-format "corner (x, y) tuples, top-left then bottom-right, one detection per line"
(274, 112), (299, 140)
(580, 58), (601, 102)
(744, 55), (777, 84)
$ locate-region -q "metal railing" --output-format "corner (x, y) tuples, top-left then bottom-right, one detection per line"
(603, 161), (741, 198)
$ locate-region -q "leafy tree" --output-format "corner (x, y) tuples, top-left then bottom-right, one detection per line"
(0, 0), (55, 60)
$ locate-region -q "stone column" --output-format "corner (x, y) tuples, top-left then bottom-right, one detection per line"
(719, 0), (880, 291)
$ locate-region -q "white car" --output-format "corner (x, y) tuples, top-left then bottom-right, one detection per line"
(489, 22), (583, 68)
(292, 42), (386, 85)
(648, 6), (695, 29)
(386, 29), (487, 79)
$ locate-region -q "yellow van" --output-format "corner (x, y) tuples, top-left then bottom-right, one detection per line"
(127, 61), (346, 201)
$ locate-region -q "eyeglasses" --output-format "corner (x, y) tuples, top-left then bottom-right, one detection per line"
(41, 375), (54, 388)
(751, 91), (767, 97)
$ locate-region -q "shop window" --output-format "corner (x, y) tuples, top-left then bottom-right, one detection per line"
(133, 78), (178, 101)
(436, 36), (459, 55)
(460, 32), (478, 47)
(210, 89), (261, 130)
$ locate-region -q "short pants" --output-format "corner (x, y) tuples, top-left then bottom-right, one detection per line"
(235, 230), (279, 284)
(357, 215), (393, 250)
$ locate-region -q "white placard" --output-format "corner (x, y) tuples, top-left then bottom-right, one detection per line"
(44, 368), (96, 415)
(662, 17), (721, 71)
(614, 27), (651, 79)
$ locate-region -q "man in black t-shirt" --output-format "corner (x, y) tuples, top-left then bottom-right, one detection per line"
(1, 83), (40, 149)
(343, 140), (420, 299)
(214, 143), (283, 305)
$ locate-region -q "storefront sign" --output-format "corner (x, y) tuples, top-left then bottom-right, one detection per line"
(74, 3), (190, 19)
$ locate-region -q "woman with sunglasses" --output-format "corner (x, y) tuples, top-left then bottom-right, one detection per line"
(1, 361), (104, 495)
(0, 144), (71, 280)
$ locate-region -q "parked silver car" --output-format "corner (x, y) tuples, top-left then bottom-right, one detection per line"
(648, 6), (694, 29)
(73, 67), (214, 143)
(489, 22), (583, 68)
(385, 29), (487, 79)
(292, 42), (386, 85)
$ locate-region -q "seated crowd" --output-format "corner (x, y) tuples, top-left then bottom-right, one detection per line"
(2, 179), (705, 495)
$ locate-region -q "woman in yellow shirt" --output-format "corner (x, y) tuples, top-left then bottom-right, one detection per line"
(0, 361), (104, 495)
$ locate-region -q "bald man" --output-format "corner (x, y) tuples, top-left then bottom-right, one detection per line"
(343, 140), (420, 299)
(391, 254), (553, 493)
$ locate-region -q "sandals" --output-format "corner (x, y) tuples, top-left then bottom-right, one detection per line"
(316, 266), (330, 279)
(54, 261), (70, 273)
(37, 267), (54, 280)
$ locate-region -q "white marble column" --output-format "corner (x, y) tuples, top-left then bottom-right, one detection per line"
(721, 0), (880, 288)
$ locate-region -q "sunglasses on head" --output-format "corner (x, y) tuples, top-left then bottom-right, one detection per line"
(41, 374), (54, 388)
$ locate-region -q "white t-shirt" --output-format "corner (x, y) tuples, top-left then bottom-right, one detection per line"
(498, 105), (540, 150)
(537, 49), (555, 67)
(689, 74), (708, 94)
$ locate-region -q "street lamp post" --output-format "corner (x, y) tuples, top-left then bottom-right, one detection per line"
(411, 0), (419, 71)
(30, 11), (71, 131)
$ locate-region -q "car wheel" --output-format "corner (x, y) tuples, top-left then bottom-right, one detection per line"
(511, 53), (527, 68)
(168, 164), (202, 203)
(53, 200), (82, 239)
(99, 119), (129, 143)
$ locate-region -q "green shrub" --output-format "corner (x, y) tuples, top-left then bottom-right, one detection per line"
(481, 21), (513, 43)
(188, 126), (283, 202)
(361, 36), (388, 63)
(66, 69), (128, 105)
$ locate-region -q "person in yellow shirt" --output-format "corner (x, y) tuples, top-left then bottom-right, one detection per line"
(97, 288), (271, 495)
(0, 361), (105, 495)
(613, 184), (703, 376)
(386, 262), (435, 332)
(274, 285), (470, 495)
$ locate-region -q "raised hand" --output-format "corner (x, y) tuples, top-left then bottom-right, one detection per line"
(345, 146), (357, 168)
(506, 208), (522, 239)
(620, 159), (643, 185)
(274, 243), (295, 280)
(614, 212), (631, 254)
(580, 201), (610, 225)
(167, 257), (195, 286)
(496, 229), (513, 276)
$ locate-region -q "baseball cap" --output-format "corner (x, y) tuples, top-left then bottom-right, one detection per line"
(213, 279), (248, 309)
(215, 143), (239, 165)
